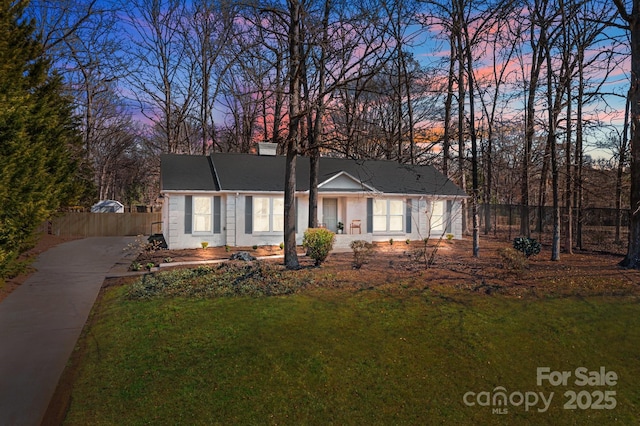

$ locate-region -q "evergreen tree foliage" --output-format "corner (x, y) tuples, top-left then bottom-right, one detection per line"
(0, 0), (85, 280)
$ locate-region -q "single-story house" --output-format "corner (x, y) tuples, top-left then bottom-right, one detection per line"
(160, 145), (467, 250)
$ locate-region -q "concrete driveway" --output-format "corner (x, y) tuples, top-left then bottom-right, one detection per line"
(0, 237), (136, 426)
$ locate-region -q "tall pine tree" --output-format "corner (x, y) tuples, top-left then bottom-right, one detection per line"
(0, 0), (84, 280)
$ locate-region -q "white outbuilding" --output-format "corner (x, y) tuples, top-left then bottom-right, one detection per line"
(91, 200), (125, 213)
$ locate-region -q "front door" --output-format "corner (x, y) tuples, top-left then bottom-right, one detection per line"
(323, 198), (338, 232)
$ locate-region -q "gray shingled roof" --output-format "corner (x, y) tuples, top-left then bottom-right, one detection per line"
(161, 152), (467, 197)
(160, 154), (219, 191)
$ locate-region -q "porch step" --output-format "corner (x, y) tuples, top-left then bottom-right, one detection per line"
(333, 233), (368, 250)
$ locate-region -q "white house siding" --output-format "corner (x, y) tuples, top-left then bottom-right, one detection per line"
(425, 199), (463, 240)
(161, 195), (170, 237)
(450, 200), (463, 238)
(165, 193), (226, 250)
(162, 193), (464, 250)
(416, 198), (429, 239)
(232, 194), (307, 248)
(225, 194), (236, 247)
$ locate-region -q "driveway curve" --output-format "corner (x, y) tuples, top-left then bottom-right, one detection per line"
(0, 236), (136, 426)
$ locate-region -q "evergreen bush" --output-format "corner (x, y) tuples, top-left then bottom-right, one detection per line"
(513, 237), (541, 258)
(303, 228), (335, 266)
(0, 2), (86, 281)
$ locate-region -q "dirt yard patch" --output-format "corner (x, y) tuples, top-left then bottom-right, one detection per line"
(133, 235), (640, 298)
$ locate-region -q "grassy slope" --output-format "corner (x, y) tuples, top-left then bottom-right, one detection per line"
(62, 284), (640, 426)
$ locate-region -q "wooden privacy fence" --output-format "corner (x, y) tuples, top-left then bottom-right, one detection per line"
(46, 212), (162, 237)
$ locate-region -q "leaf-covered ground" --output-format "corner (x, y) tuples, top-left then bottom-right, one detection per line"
(135, 234), (640, 299)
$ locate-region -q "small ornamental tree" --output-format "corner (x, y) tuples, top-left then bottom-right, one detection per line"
(350, 240), (374, 269)
(513, 237), (541, 258)
(303, 228), (335, 266)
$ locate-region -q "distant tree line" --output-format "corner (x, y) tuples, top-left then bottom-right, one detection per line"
(3, 0), (636, 267)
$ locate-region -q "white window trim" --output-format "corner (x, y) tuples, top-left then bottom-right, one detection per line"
(192, 196), (213, 234)
(373, 199), (404, 233)
(253, 196), (284, 233)
(430, 200), (445, 233)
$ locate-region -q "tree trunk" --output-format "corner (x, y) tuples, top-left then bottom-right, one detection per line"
(460, 8), (479, 257)
(284, 0), (301, 269)
(537, 138), (550, 238)
(308, 0), (331, 229)
(574, 49), (585, 250)
(401, 51), (416, 164)
(456, 17), (467, 235)
(273, 51), (284, 147)
(614, 0), (640, 268)
(564, 81), (573, 254)
(543, 15), (561, 261)
(616, 92), (630, 244)
(442, 38), (455, 177)
(521, 13), (546, 238)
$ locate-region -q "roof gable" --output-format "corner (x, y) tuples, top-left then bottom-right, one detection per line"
(318, 171), (377, 192)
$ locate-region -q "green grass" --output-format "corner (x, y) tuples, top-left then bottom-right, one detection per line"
(64, 285), (640, 425)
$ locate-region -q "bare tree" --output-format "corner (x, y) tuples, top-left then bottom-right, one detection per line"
(476, 7), (519, 235)
(307, 0), (332, 228)
(543, 1), (565, 261)
(283, 0), (303, 269)
(181, 0), (238, 154)
(611, 0), (640, 268)
(123, 0), (196, 153)
(518, 0), (550, 237)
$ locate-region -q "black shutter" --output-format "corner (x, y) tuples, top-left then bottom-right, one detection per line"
(245, 196), (253, 234)
(295, 197), (298, 232)
(184, 195), (192, 234)
(446, 200), (452, 233)
(214, 196), (221, 234)
(406, 199), (412, 233)
(366, 198), (373, 233)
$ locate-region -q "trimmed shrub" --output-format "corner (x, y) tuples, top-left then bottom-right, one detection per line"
(350, 240), (374, 269)
(303, 228), (335, 266)
(498, 247), (528, 271)
(513, 237), (541, 258)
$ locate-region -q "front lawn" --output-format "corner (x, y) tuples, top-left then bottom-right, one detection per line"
(61, 281), (640, 425)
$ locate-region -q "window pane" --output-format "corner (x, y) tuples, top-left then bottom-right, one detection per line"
(194, 197), (211, 214)
(389, 200), (403, 215)
(432, 201), (443, 217)
(193, 197), (212, 232)
(431, 201), (444, 231)
(272, 198), (284, 232)
(194, 215), (211, 232)
(254, 197), (270, 232)
(373, 199), (387, 215)
(389, 216), (403, 232)
(373, 216), (386, 232)
(272, 215), (284, 232)
(254, 216), (270, 232)
(254, 197), (269, 215)
(272, 198), (284, 213)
